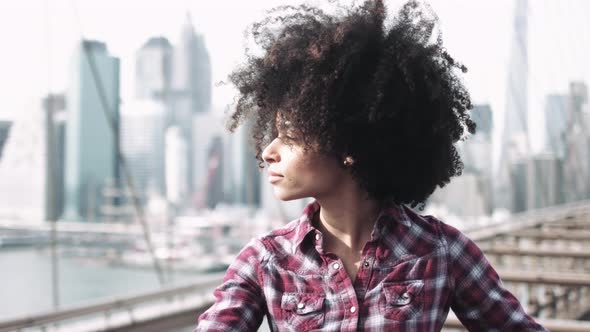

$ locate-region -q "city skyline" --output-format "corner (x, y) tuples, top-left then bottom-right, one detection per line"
(2, 0), (590, 162)
(0, 0), (589, 221)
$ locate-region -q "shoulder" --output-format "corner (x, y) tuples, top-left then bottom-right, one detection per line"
(399, 206), (474, 249)
(416, 212), (484, 262)
(398, 205), (444, 243)
(234, 216), (307, 262)
(239, 201), (318, 261)
(257, 217), (307, 256)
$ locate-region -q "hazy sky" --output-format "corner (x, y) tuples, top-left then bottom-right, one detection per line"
(0, 0), (589, 155)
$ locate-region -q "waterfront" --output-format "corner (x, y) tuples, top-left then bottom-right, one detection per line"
(0, 247), (211, 322)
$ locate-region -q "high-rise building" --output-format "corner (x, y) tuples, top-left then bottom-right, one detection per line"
(460, 145), (493, 212)
(463, 105), (494, 174)
(509, 159), (528, 213)
(133, 36), (173, 210)
(0, 120), (12, 159)
(510, 153), (564, 213)
(544, 94), (569, 158)
(165, 126), (188, 209)
(429, 173), (488, 218)
(205, 136), (224, 209)
(192, 112), (225, 208)
(0, 102), (46, 222)
(169, 13), (213, 199)
(43, 94), (67, 221)
(563, 81), (590, 201)
(53, 112), (67, 219)
(230, 122), (262, 207)
(63, 40), (120, 222)
(447, 104), (495, 214)
(496, 0), (529, 212)
(471, 104), (493, 139)
(500, 0), (529, 161)
(172, 13), (212, 115)
(120, 100), (167, 200)
(135, 37), (172, 101)
(570, 81), (588, 114)
(529, 153), (564, 209)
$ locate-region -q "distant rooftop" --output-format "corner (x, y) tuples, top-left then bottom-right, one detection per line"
(142, 36), (172, 49)
(82, 40), (107, 53)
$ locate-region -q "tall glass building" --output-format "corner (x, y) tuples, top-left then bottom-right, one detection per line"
(63, 40), (120, 222)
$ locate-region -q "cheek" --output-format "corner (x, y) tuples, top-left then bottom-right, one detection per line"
(292, 155), (342, 187)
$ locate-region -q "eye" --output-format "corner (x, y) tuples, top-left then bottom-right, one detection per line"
(278, 134), (295, 143)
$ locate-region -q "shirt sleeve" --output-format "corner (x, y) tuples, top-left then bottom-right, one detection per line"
(441, 222), (548, 331)
(195, 238), (267, 332)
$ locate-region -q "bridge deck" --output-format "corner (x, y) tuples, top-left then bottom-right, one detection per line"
(2, 201), (590, 331)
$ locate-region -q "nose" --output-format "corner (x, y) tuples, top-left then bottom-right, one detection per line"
(262, 138), (281, 164)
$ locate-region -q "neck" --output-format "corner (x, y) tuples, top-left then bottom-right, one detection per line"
(314, 184), (382, 252)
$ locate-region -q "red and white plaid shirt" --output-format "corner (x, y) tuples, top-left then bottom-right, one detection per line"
(195, 200), (547, 331)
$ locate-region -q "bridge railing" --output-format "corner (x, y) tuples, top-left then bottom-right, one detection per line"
(0, 273), (223, 332)
(3, 201), (590, 331)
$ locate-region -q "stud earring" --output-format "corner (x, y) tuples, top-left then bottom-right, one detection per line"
(343, 156), (355, 166)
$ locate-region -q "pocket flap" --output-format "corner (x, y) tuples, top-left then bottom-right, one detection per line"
(383, 280), (424, 307)
(281, 292), (325, 315)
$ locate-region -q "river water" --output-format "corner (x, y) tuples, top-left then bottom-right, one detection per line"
(0, 247), (208, 323)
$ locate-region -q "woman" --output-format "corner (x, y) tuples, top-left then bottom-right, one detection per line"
(196, 0), (547, 331)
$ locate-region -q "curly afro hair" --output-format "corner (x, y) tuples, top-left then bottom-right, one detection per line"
(226, 0), (475, 208)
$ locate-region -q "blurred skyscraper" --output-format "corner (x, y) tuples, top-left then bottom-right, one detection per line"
(496, 0), (529, 212)
(172, 13), (211, 115)
(509, 159), (528, 213)
(462, 104), (494, 213)
(0, 120), (12, 159)
(509, 152), (564, 212)
(135, 37), (172, 101)
(463, 105), (494, 173)
(529, 153), (563, 209)
(168, 13), (212, 200)
(470, 104), (492, 139)
(500, 0), (529, 160)
(0, 101), (47, 222)
(205, 136), (224, 209)
(120, 100), (167, 200)
(430, 104), (494, 217)
(563, 81), (590, 201)
(230, 122), (262, 208)
(43, 94), (67, 221)
(63, 40), (120, 222)
(165, 126), (188, 209)
(134, 26), (213, 212)
(544, 94), (569, 158)
(192, 112), (225, 209)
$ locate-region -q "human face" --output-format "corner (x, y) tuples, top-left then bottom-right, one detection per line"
(261, 122), (347, 201)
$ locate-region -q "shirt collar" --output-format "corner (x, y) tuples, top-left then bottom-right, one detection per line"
(293, 199), (412, 249)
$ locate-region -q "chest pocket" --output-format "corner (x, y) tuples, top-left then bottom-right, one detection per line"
(280, 292), (325, 331)
(380, 280), (424, 321)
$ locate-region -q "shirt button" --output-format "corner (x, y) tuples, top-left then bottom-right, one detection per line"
(315, 233), (321, 241)
(363, 261), (370, 267)
(297, 303), (305, 309)
(350, 306), (356, 313)
(332, 263), (340, 270)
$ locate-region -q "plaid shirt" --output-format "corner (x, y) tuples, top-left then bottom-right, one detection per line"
(196, 201), (547, 331)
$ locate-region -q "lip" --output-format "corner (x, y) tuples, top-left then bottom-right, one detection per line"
(268, 169), (283, 177)
(268, 170), (284, 184)
(268, 175), (283, 184)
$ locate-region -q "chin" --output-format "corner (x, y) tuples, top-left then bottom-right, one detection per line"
(273, 188), (307, 201)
